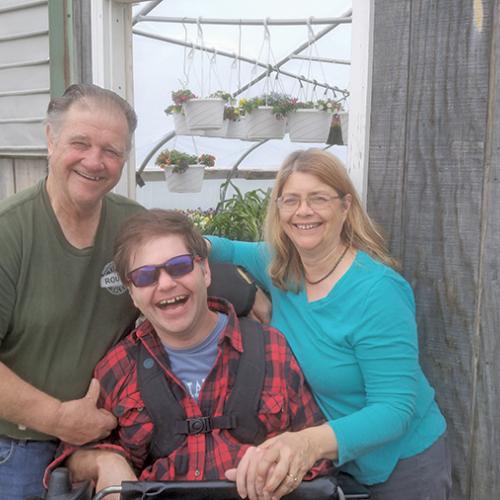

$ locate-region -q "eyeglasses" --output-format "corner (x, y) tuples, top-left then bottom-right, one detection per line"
(276, 194), (341, 212)
(127, 254), (198, 287)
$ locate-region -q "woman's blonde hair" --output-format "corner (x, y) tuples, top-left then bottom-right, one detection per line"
(265, 149), (399, 291)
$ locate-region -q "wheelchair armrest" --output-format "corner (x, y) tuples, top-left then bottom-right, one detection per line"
(107, 475), (369, 500)
(46, 468), (370, 500)
(118, 477), (337, 499)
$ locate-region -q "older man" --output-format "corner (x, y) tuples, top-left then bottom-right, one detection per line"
(0, 84), (143, 498)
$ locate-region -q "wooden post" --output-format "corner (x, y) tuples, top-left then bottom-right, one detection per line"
(367, 1), (500, 498)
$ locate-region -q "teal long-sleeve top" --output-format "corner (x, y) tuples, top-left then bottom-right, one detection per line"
(207, 236), (446, 485)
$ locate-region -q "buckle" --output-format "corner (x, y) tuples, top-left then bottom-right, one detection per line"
(186, 417), (212, 435)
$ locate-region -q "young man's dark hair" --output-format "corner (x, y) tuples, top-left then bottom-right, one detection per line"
(113, 209), (208, 285)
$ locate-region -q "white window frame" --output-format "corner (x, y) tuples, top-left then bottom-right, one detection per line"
(347, 0), (374, 205)
(91, 0), (374, 203)
(90, 0), (136, 199)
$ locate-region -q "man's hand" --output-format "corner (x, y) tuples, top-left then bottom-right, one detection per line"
(53, 378), (117, 445)
(68, 449), (137, 500)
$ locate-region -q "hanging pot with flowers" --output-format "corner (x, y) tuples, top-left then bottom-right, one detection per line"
(223, 105), (247, 140)
(239, 93), (294, 141)
(155, 149), (215, 193)
(201, 91), (236, 137)
(176, 89), (225, 131)
(287, 98), (342, 143)
(164, 89), (206, 136)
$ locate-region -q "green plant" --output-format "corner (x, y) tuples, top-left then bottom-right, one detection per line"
(209, 90), (234, 104)
(198, 154), (216, 167)
(267, 93), (297, 119)
(238, 96), (262, 115)
(183, 208), (216, 233)
(164, 89), (198, 115)
(315, 98), (342, 112)
(171, 89), (197, 105)
(164, 104), (182, 115)
(223, 105), (241, 121)
(238, 93), (296, 119)
(203, 181), (271, 241)
(155, 149), (215, 174)
(294, 100), (315, 110)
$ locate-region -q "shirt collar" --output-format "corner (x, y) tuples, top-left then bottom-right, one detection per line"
(134, 296), (244, 354)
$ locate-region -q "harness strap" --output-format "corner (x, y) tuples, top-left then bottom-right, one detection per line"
(222, 317), (267, 444)
(137, 344), (186, 464)
(136, 315), (267, 471)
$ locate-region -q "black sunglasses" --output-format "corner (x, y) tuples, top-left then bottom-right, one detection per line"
(127, 253), (198, 288)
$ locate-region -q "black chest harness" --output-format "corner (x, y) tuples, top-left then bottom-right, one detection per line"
(136, 317), (269, 472)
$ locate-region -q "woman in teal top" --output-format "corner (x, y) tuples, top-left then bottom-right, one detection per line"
(208, 149), (451, 500)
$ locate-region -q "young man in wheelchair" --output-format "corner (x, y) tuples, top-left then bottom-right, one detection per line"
(45, 209), (331, 499)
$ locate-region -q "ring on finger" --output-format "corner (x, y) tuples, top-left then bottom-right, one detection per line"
(286, 473), (299, 482)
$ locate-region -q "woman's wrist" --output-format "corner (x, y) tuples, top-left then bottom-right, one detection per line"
(301, 423), (339, 461)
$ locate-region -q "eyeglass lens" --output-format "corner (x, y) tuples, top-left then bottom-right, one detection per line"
(277, 194), (340, 211)
(128, 254), (195, 287)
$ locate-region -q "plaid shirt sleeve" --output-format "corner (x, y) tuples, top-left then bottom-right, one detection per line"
(44, 335), (149, 486)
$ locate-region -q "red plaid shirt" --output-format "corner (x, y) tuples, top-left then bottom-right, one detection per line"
(47, 298), (330, 482)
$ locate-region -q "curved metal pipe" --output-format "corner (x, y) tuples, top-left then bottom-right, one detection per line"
(219, 139), (269, 204)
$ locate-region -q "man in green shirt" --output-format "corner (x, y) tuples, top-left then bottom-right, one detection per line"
(0, 84), (143, 499)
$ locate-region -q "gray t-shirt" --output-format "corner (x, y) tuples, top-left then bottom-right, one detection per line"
(164, 313), (228, 399)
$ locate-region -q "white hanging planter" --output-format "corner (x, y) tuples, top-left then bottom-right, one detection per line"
(163, 165), (205, 193)
(169, 113), (204, 137)
(203, 119), (229, 138)
(244, 107), (286, 141)
(226, 118), (248, 140)
(182, 98), (225, 130)
(287, 109), (333, 143)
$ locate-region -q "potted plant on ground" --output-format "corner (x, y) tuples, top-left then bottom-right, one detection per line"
(287, 98), (342, 143)
(155, 149), (215, 193)
(189, 181), (270, 241)
(239, 93), (295, 141)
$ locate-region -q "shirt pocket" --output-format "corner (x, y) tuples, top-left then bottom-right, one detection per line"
(258, 392), (289, 433)
(114, 393), (153, 452)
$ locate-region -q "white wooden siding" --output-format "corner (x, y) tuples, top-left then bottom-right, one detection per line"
(0, 0), (50, 154)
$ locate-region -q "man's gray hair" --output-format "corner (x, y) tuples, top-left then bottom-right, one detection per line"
(45, 83), (137, 149)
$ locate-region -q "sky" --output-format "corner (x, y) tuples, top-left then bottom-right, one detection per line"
(132, 0), (352, 173)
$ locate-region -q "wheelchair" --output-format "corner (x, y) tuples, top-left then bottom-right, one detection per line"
(41, 264), (370, 499)
(43, 467), (370, 500)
